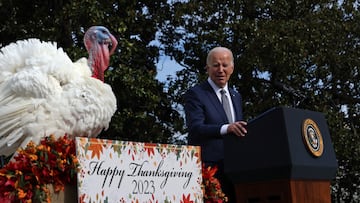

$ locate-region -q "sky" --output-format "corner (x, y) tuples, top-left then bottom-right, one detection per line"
(155, 55), (183, 82)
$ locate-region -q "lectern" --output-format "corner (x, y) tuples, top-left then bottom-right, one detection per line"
(224, 107), (338, 203)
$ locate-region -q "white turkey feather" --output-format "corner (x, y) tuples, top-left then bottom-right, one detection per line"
(0, 32), (117, 156)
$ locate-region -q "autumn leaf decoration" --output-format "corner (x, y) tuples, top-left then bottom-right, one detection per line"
(144, 143), (156, 157)
(180, 194), (194, 203)
(87, 138), (105, 159)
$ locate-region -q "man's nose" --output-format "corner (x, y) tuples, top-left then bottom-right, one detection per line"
(218, 66), (225, 72)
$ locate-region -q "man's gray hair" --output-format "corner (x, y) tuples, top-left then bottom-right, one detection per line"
(206, 47), (234, 65)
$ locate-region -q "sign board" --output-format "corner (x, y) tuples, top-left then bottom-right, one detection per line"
(75, 137), (203, 202)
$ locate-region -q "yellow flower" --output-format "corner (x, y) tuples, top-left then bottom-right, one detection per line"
(37, 145), (45, 151)
(29, 154), (38, 161)
(17, 189), (26, 199)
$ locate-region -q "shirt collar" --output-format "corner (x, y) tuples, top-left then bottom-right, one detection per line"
(207, 77), (229, 94)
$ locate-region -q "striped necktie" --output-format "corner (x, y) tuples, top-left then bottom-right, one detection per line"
(220, 89), (233, 123)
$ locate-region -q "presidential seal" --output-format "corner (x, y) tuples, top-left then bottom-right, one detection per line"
(302, 118), (324, 157)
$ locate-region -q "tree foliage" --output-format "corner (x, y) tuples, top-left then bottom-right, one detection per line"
(159, 0), (360, 202)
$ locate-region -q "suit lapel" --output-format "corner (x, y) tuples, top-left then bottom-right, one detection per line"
(201, 81), (228, 121)
(229, 88), (241, 121)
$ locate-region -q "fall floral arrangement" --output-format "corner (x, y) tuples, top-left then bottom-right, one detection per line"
(0, 135), (227, 203)
(202, 164), (228, 203)
(0, 135), (78, 203)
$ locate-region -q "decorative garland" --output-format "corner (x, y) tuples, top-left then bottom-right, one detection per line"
(0, 136), (227, 202)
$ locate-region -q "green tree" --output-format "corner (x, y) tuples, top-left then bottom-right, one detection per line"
(159, 0), (360, 202)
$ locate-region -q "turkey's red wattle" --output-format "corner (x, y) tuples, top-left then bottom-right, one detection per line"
(89, 42), (109, 82)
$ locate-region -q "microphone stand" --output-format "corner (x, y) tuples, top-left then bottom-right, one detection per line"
(272, 80), (307, 108)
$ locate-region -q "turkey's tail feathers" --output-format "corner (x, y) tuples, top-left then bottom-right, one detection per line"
(0, 82), (43, 156)
(0, 101), (32, 156)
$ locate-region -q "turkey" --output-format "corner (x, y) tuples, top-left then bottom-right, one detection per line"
(0, 26), (118, 156)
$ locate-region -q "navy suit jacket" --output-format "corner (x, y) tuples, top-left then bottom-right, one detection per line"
(184, 81), (243, 163)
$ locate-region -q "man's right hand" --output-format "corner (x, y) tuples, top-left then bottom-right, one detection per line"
(227, 121), (247, 137)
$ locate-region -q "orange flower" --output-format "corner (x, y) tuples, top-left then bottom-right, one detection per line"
(15, 170), (22, 176)
(17, 189), (26, 199)
(54, 183), (65, 192)
(202, 165), (218, 180)
(202, 164), (228, 202)
(28, 154), (38, 161)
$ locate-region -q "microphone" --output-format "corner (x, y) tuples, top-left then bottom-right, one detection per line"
(272, 81), (306, 99)
(272, 80), (308, 107)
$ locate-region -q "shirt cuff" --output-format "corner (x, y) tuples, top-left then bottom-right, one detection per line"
(220, 124), (229, 135)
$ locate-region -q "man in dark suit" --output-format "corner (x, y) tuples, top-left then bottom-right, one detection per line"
(184, 47), (247, 203)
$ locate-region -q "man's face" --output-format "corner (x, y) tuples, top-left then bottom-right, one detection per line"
(206, 50), (234, 88)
